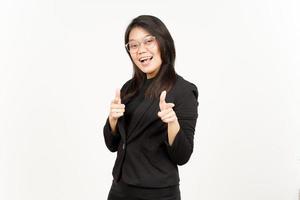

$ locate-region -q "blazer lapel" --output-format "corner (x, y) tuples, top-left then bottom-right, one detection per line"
(116, 97), (130, 140)
(117, 117), (126, 140)
(126, 98), (157, 143)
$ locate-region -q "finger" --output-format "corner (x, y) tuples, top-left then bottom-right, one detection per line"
(163, 116), (177, 123)
(157, 111), (162, 118)
(158, 108), (173, 116)
(159, 90), (167, 110)
(114, 88), (121, 104)
(161, 111), (175, 120)
(111, 112), (124, 118)
(111, 103), (125, 109)
(165, 103), (175, 109)
(161, 111), (176, 121)
(158, 109), (175, 121)
(111, 108), (125, 113)
(110, 109), (125, 117)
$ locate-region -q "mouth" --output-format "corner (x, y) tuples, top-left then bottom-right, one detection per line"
(139, 56), (153, 64)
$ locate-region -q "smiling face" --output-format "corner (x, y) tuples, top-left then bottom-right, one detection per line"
(128, 27), (162, 79)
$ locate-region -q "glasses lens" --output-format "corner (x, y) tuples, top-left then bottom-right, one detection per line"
(127, 41), (139, 52)
(144, 36), (155, 46)
(126, 36), (156, 52)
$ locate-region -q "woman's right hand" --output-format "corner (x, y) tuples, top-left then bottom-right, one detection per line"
(108, 89), (125, 133)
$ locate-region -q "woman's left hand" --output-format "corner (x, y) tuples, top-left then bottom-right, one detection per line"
(157, 91), (178, 123)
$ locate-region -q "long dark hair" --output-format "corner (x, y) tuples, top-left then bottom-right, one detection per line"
(122, 15), (177, 102)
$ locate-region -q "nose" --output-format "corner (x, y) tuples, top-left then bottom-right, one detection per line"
(137, 42), (147, 54)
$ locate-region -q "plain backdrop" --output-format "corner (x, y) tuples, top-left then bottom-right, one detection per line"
(0, 0), (299, 200)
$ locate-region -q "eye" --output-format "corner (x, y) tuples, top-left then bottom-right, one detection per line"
(129, 42), (138, 49)
(145, 37), (155, 45)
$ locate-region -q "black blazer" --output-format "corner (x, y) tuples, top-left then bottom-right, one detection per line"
(103, 75), (198, 188)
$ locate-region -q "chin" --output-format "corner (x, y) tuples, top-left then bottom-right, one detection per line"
(142, 68), (156, 75)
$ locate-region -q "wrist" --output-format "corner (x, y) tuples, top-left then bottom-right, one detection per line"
(168, 119), (179, 126)
(108, 116), (118, 133)
(168, 119), (180, 132)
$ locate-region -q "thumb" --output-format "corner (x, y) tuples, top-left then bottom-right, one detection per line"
(114, 88), (121, 104)
(159, 90), (167, 110)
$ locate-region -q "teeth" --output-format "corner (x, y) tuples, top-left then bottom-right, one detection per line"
(139, 56), (152, 62)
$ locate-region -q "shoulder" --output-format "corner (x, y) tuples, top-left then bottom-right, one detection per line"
(169, 75), (199, 115)
(165, 74), (198, 105)
(120, 78), (133, 93)
(172, 74), (198, 98)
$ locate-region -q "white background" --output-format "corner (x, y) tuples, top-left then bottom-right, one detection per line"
(0, 0), (299, 199)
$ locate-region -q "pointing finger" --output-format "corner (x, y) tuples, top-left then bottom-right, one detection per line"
(114, 88), (121, 104)
(159, 90), (166, 110)
(166, 103), (175, 108)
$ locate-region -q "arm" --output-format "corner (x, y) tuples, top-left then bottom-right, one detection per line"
(103, 117), (121, 152)
(165, 83), (199, 165)
(103, 80), (130, 152)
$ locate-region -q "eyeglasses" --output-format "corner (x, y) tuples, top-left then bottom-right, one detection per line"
(125, 36), (156, 53)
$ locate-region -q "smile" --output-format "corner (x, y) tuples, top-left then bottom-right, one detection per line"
(139, 56), (153, 63)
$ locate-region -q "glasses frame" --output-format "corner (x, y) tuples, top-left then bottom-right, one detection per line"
(125, 36), (156, 53)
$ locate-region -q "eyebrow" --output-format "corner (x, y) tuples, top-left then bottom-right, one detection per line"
(128, 34), (152, 42)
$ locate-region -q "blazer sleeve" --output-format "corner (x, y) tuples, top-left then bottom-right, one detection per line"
(165, 82), (199, 165)
(103, 117), (121, 152)
(103, 80), (131, 152)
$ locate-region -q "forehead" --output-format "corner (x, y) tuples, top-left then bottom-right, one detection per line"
(129, 27), (151, 41)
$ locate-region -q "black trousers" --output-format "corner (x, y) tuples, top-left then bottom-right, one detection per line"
(107, 180), (181, 200)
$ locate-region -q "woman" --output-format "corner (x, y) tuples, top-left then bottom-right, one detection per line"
(103, 15), (198, 200)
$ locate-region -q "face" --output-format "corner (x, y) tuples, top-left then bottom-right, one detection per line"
(127, 27), (162, 79)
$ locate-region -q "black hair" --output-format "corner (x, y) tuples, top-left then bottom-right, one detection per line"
(122, 15), (177, 101)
